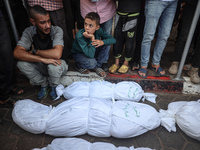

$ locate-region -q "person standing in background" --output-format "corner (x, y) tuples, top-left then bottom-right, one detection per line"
(70, 0), (84, 39)
(138, 0), (178, 78)
(109, 0), (142, 74)
(168, 0), (198, 75)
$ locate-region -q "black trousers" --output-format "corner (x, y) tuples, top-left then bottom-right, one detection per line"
(192, 26), (200, 68)
(0, 16), (14, 101)
(70, 0), (84, 29)
(113, 14), (139, 60)
(48, 8), (73, 60)
(133, 9), (145, 64)
(173, 2), (198, 61)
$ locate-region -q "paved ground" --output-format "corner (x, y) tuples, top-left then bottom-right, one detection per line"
(0, 84), (200, 150)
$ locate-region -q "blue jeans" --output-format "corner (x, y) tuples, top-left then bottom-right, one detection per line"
(140, 0), (178, 67)
(73, 45), (109, 69)
(99, 17), (113, 63)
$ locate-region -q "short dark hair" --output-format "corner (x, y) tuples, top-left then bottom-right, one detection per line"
(85, 12), (100, 25)
(29, 5), (48, 19)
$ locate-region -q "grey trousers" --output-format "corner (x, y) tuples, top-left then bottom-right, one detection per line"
(17, 59), (68, 87)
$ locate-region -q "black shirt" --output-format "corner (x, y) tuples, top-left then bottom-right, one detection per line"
(117, 0), (142, 13)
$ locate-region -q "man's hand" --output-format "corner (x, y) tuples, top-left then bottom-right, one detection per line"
(83, 32), (95, 40)
(92, 39), (104, 48)
(28, 50), (33, 54)
(41, 58), (62, 66)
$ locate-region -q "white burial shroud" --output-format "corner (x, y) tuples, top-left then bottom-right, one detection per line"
(159, 99), (200, 141)
(55, 80), (157, 103)
(12, 97), (160, 138)
(33, 137), (154, 150)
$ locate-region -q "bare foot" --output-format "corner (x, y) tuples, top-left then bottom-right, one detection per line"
(138, 66), (147, 77)
(151, 64), (165, 75)
(93, 68), (106, 77)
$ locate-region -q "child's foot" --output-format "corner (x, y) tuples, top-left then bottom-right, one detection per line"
(118, 65), (129, 74)
(93, 68), (106, 77)
(109, 64), (119, 73)
(75, 65), (90, 74)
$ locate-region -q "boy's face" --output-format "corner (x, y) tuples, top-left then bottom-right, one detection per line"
(84, 18), (100, 34)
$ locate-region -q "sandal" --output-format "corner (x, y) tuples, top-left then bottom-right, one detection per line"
(109, 64), (119, 73)
(11, 87), (24, 95)
(0, 97), (18, 108)
(131, 62), (139, 71)
(118, 65), (129, 74)
(138, 68), (148, 78)
(75, 65), (90, 74)
(150, 65), (166, 76)
(183, 64), (192, 71)
(94, 68), (106, 77)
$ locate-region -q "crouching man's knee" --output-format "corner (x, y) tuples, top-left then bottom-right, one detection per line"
(48, 59), (68, 77)
(17, 61), (35, 75)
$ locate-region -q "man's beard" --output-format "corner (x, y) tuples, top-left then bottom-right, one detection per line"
(36, 27), (50, 36)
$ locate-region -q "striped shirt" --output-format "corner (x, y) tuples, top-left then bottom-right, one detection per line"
(80, 0), (116, 24)
(27, 0), (63, 11)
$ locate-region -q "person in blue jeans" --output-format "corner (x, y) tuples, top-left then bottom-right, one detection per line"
(71, 12), (116, 77)
(138, 0), (178, 78)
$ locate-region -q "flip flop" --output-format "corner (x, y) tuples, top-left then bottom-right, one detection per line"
(0, 98), (18, 108)
(150, 66), (166, 76)
(183, 64), (192, 71)
(138, 68), (147, 78)
(75, 65), (90, 74)
(118, 65), (129, 74)
(94, 68), (106, 77)
(109, 64), (119, 73)
(11, 87), (24, 95)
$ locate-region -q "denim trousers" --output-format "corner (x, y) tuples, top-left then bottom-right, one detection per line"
(73, 45), (109, 69)
(17, 60), (68, 87)
(140, 0), (178, 67)
(99, 17), (113, 63)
